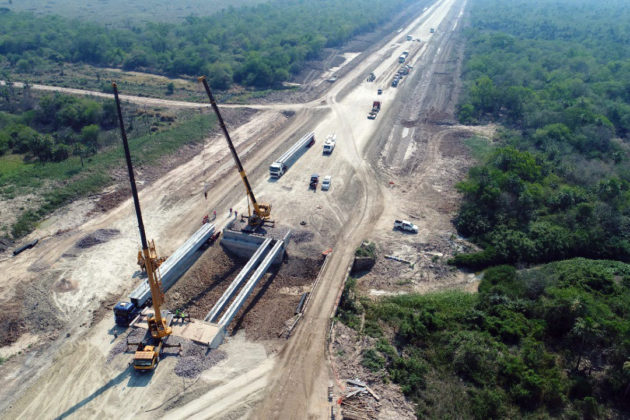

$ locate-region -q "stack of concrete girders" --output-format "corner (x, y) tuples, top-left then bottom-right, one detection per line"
(204, 237), (272, 323)
(218, 239), (285, 328)
(129, 223), (215, 307)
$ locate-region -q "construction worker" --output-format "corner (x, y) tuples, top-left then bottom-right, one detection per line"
(229, 207), (232, 215)
(235, 210), (238, 219)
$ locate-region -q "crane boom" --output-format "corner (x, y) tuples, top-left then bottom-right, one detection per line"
(198, 76), (271, 226)
(112, 82), (171, 340)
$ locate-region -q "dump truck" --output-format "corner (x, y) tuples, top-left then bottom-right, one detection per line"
(269, 131), (315, 178)
(323, 134), (336, 154)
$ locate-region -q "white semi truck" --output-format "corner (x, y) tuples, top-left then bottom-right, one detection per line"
(269, 131), (315, 178)
(323, 134), (336, 154)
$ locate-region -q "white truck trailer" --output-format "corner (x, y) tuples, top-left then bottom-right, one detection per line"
(323, 134), (336, 154)
(269, 131), (315, 178)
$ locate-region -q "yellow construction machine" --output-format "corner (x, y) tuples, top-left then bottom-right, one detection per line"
(137, 246), (166, 272)
(198, 76), (272, 228)
(113, 83), (178, 371)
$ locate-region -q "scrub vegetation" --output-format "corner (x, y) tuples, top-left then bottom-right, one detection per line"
(452, 0), (630, 269)
(339, 260), (630, 418)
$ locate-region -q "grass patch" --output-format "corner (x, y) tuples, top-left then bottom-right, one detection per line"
(0, 154), (31, 178)
(463, 135), (494, 161)
(355, 241), (376, 258)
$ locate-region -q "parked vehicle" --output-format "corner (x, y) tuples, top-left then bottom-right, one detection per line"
(377, 88), (383, 95)
(394, 219), (419, 233)
(323, 134), (336, 154)
(321, 176), (331, 191)
(309, 174), (319, 189)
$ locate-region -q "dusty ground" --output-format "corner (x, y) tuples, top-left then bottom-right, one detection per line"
(0, 0), (486, 418)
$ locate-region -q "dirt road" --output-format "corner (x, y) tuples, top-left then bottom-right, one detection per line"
(0, 80), (315, 111)
(0, 0), (471, 418)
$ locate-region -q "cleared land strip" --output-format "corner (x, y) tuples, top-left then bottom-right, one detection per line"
(0, 80), (307, 111)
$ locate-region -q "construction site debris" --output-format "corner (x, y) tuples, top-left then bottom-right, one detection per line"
(384, 255), (412, 264)
(295, 292), (309, 314)
(12, 239), (39, 256)
(172, 338), (227, 379)
(108, 327), (147, 363)
(75, 229), (120, 249)
(278, 314), (301, 338)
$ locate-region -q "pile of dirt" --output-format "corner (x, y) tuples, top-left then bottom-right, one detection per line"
(0, 238), (12, 253)
(75, 229), (120, 249)
(89, 189), (130, 215)
(0, 274), (63, 347)
(290, 229), (314, 244)
(0, 299), (26, 347)
(230, 256), (320, 341)
(166, 244), (244, 314)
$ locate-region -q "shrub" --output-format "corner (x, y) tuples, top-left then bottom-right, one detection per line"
(471, 387), (506, 420)
(362, 348), (385, 372)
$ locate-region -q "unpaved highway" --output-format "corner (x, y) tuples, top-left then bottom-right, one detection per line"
(0, 0), (471, 418)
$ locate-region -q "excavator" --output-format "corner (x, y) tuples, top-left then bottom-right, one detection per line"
(198, 76), (272, 228)
(112, 83), (179, 371)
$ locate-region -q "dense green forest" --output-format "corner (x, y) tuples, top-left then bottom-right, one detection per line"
(453, 0), (630, 269)
(1, 0), (266, 25)
(0, 91), (116, 163)
(340, 259), (630, 418)
(0, 0), (415, 89)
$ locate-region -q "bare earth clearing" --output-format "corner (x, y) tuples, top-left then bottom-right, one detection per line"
(0, 0), (490, 418)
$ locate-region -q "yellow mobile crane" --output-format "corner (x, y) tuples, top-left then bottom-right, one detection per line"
(113, 83), (178, 371)
(199, 76), (272, 227)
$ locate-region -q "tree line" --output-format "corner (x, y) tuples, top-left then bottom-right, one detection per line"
(0, 89), (116, 163)
(0, 0), (415, 89)
(453, 0), (630, 269)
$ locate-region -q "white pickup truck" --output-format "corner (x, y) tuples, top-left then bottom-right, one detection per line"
(323, 134), (336, 154)
(394, 220), (418, 233)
